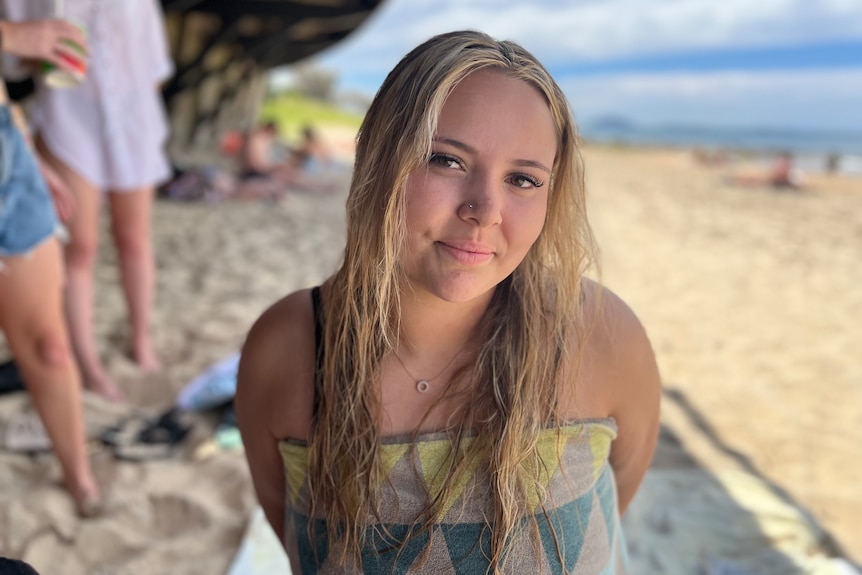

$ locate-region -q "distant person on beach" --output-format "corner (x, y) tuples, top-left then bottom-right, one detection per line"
(239, 121), (295, 184)
(3, 0), (174, 401)
(726, 152), (803, 190)
(162, 122), (336, 204)
(238, 121), (336, 195)
(0, 16), (102, 517)
(236, 30), (660, 573)
(164, 164), (297, 204)
(289, 124), (333, 172)
(693, 148), (729, 166)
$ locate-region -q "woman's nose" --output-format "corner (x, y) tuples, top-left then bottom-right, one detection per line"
(458, 173), (503, 227)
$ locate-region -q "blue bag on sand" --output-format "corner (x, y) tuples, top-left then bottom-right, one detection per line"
(176, 353), (240, 412)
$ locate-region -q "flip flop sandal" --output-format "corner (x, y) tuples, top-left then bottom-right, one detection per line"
(99, 413), (149, 449)
(111, 439), (176, 461)
(100, 408), (194, 461)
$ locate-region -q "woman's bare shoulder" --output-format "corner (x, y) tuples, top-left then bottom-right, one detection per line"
(563, 279), (661, 416)
(580, 279), (648, 352)
(577, 279), (661, 512)
(236, 288), (318, 440)
(242, 288), (317, 362)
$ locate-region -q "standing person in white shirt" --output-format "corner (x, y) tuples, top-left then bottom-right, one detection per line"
(3, 0), (174, 401)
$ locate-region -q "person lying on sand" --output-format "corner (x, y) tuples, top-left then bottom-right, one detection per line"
(725, 152), (803, 190)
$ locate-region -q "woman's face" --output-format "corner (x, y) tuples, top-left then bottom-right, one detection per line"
(402, 70), (558, 304)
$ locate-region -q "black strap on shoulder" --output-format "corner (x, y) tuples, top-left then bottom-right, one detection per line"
(310, 286), (323, 418)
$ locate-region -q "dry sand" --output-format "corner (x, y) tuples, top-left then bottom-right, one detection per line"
(0, 143), (859, 572)
(585, 146), (862, 565)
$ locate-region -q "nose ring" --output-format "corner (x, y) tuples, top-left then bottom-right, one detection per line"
(467, 203), (474, 209)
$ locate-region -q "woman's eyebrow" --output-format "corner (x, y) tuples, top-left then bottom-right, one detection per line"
(433, 136), (475, 154)
(513, 159), (552, 175)
(433, 137), (552, 175)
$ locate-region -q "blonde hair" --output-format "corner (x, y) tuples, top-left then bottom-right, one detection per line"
(308, 30), (598, 571)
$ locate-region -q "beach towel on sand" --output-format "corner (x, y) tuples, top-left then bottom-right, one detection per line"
(227, 505), (292, 575)
(176, 353), (240, 412)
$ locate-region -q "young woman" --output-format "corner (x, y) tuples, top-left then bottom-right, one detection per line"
(0, 16), (101, 516)
(237, 30), (661, 574)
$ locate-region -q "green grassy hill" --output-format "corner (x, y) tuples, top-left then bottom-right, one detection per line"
(259, 92), (364, 141)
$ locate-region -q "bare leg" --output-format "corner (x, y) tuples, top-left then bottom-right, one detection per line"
(35, 139), (124, 401)
(231, 177), (289, 201)
(108, 187), (160, 372)
(269, 163), (299, 185)
(0, 239), (101, 514)
(271, 163), (336, 194)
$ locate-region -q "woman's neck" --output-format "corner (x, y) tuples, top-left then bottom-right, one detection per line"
(396, 288), (493, 359)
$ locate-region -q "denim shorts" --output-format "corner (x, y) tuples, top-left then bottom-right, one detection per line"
(0, 105), (59, 258)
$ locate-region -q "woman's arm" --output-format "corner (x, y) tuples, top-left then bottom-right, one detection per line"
(236, 308), (289, 542)
(606, 299), (661, 514)
(34, 148), (76, 223)
(581, 283), (662, 515)
(5, 102), (76, 222)
(235, 291), (317, 542)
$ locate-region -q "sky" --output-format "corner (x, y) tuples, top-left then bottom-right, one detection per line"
(274, 0), (862, 133)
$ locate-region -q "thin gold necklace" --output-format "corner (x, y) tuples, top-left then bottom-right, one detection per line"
(392, 348), (463, 393)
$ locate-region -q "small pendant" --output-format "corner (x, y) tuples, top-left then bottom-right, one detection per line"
(416, 380), (430, 393)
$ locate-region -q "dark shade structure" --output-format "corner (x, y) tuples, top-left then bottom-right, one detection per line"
(160, 0), (383, 159)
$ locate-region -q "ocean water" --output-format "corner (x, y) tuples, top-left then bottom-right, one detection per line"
(580, 124), (862, 176)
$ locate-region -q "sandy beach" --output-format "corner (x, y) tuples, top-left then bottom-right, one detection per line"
(1, 142), (859, 573)
(585, 146), (862, 564)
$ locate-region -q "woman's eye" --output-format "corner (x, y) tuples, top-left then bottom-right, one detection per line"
(429, 153), (462, 170)
(510, 174), (544, 189)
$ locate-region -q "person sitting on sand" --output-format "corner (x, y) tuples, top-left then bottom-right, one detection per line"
(239, 121), (295, 183)
(236, 30), (660, 573)
(236, 121), (336, 196)
(289, 124), (333, 172)
(727, 152), (803, 190)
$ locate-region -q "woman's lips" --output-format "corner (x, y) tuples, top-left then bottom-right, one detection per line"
(436, 241), (494, 265)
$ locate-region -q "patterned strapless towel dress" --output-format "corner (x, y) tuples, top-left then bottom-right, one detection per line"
(278, 418), (630, 574)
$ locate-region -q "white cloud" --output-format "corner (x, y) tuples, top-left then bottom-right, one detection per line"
(280, 0), (862, 131)
(319, 0), (862, 71)
(562, 68), (862, 131)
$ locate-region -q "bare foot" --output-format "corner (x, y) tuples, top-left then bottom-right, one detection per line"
(66, 476), (104, 518)
(82, 365), (126, 403)
(132, 339), (162, 373)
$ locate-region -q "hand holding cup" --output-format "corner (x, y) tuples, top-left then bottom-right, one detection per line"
(1, 18), (88, 68)
(41, 20), (88, 87)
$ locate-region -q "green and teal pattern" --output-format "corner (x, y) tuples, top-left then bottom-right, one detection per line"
(278, 419), (629, 574)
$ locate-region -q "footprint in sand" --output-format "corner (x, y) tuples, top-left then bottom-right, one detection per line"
(146, 493), (211, 538)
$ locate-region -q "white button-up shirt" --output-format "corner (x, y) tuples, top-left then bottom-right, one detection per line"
(3, 0), (174, 190)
